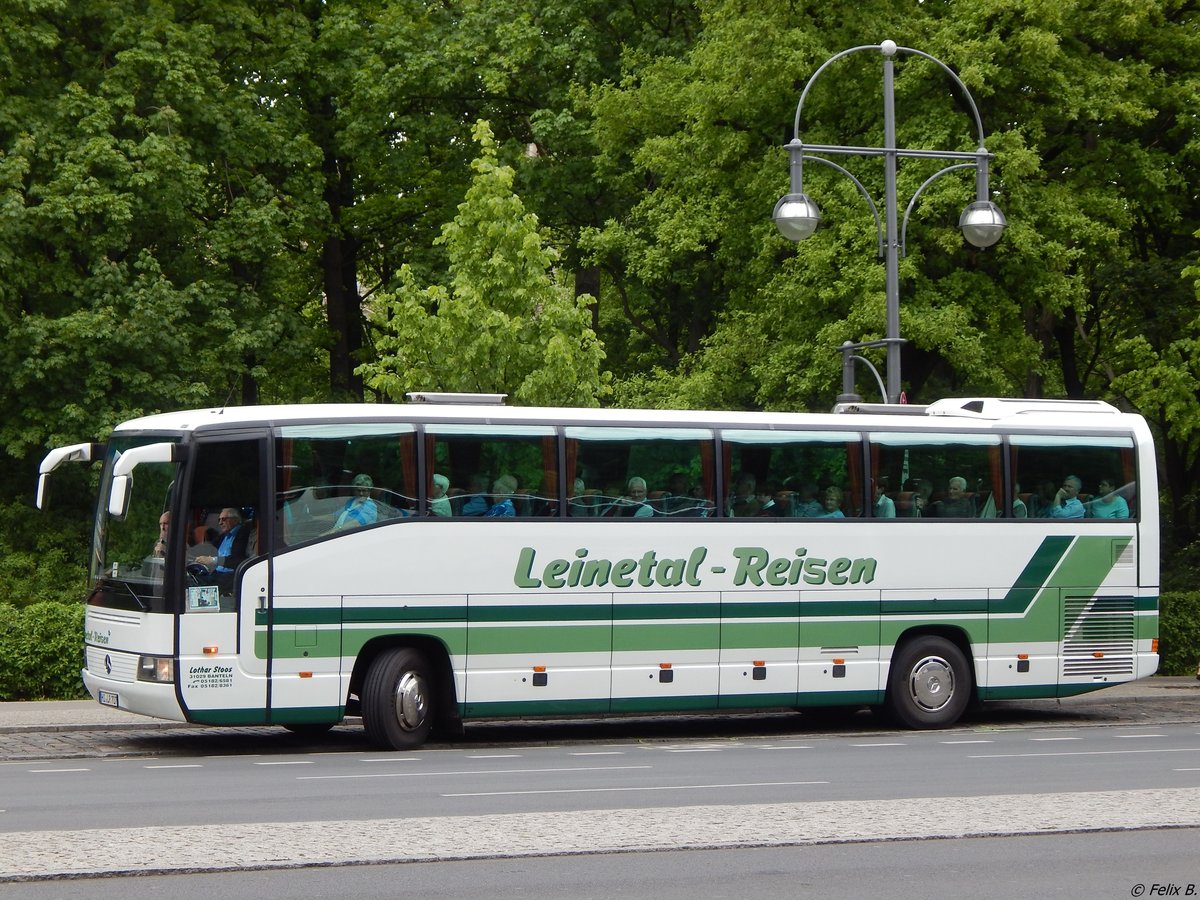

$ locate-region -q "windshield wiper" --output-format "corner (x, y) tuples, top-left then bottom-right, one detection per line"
(116, 579), (150, 611)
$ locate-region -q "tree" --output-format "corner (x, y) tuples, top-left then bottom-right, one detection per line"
(359, 122), (607, 406)
(0, 0), (329, 464)
(578, 0), (1200, 540)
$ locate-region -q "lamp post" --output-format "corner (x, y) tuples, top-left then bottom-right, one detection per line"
(773, 40), (1005, 404)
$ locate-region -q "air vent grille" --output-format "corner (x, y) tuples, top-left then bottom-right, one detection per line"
(1062, 596), (1135, 677)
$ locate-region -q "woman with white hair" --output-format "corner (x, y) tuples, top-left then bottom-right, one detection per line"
(334, 473), (378, 529)
(485, 474), (518, 517)
(430, 473), (452, 517)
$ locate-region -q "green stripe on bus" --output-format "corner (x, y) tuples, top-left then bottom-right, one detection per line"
(795, 690), (883, 707)
(345, 606), (467, 623)
(186, 707), (272, 725)
(610, 695), (720, 713)
(462, 698), (610, 717)
(466, 624), (613, 655)
(881, 598), (987, 615)
(992, 535), (1074, 615)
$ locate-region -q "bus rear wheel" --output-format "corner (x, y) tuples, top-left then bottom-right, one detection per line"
(886, 636), (971, 729)
(362, 647), (434, 750)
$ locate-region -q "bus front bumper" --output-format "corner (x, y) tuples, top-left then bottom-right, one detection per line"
(82, 666), (187, 723)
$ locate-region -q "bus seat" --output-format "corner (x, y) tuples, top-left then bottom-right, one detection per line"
(1118, 481), (1136, 515)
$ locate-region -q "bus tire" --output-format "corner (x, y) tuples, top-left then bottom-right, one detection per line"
(886, 636), (971, 729)
(362, 647), (435, 750)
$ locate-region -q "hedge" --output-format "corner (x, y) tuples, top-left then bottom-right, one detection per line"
(0, 602), (86, 700)
(1159, 591), (1200, 676)
(0, 595), (1196, 702)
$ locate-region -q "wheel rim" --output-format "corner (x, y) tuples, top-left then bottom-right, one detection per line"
(907, 655), (956, 713)
(394, 670), (429, 732)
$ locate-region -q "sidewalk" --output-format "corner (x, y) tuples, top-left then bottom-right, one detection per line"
(0, 698), (188, 733)
(1, 676), (1196, 734)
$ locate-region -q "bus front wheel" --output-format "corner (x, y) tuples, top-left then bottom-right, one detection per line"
(886, 636), (971, 729)
(362, 648), (435, 750)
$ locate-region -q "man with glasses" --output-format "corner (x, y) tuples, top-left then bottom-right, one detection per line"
(197, 508), (250, 578)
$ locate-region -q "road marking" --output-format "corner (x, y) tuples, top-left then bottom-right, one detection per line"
(569, 751), (624, 756)
(144, 764), (202, 770)
(971, 747), (1200, 759)
(253, 760), (315, 766)
(361, 757), (422, 763)
(851, 742), (906, 747)
(206, 754), (262, 760)
(28, 768), (90, 773)
(298, 765), (653, 781)
(665, 748), (725, 753)
(1116, 733), (1167, 738)
(757, 746), (814, 751)
(467, 754), (522, 759)
(940, 740), (993, 745)
(1029, 737), (1081, 742)
(443, 780), (830, 798)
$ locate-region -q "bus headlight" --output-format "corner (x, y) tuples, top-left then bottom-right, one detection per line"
(137, 656), (175, 683)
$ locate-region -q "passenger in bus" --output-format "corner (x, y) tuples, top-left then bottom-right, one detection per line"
(659, 472), (694, 516)
(334, 474), (379, 529)
(931, 476), (974, 518)
(689, 482), (715, 516)
(874, 478), (896, 518)
(791, 480), (824, 517)
(905, 477), (933, 516)
(485, 474), (519, 517)
(1011, 483), (1029, 518)
(1049, 475), (1086, 519)
(816, 486), (845, 518)
(568, 477), (597, 516)
(196, 508), (250, 575)
(757, 482), (793, 517)
(1032, 481), (1059, 517)
(430, 473), (452, 517)
(727, 472), (760, 517)
(460, 473), (490, 516)
(612, 476), (654, 517)
(187, 524), (218, 561)
(153, 511), (170, 557)
(1088, 477), (1130, 519)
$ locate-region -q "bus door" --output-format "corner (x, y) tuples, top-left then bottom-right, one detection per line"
(176, 437), (271, 725)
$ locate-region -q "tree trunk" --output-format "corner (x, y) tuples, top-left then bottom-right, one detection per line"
(320, 113), (363, 400)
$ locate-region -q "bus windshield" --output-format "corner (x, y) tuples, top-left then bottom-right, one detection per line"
(92, 435), (180, 608)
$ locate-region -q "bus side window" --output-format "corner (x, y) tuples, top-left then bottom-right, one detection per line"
(1009, 435), (1137, 520)
(720, 428), (863, 519)
(565, 425), (715, 518)
(868, 431), (1000, 520)
(275, 424), (418, 544)
(428, 424), (557, 518)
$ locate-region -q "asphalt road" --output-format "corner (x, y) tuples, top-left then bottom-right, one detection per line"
(0, 678), (1197, 889)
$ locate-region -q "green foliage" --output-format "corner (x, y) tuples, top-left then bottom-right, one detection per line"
(1158, 592), (1200, 677)
(0, 602), (86, 700)
(360, 121), (609, 407)
(0, 499), (89, 608)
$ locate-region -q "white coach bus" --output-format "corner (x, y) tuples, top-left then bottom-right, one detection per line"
(37, 395), (1158, 749)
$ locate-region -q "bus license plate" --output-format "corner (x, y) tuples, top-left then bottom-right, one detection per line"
(98, 690), (119, 708)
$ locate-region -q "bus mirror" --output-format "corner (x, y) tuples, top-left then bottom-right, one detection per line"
(108, 475), (131, 519)
(35, 473), (49, 511)
(36, 441), (106, 510)
(106, 442), (176, 520)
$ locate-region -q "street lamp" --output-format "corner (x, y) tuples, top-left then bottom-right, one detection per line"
(773, 40), (1006, 404)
